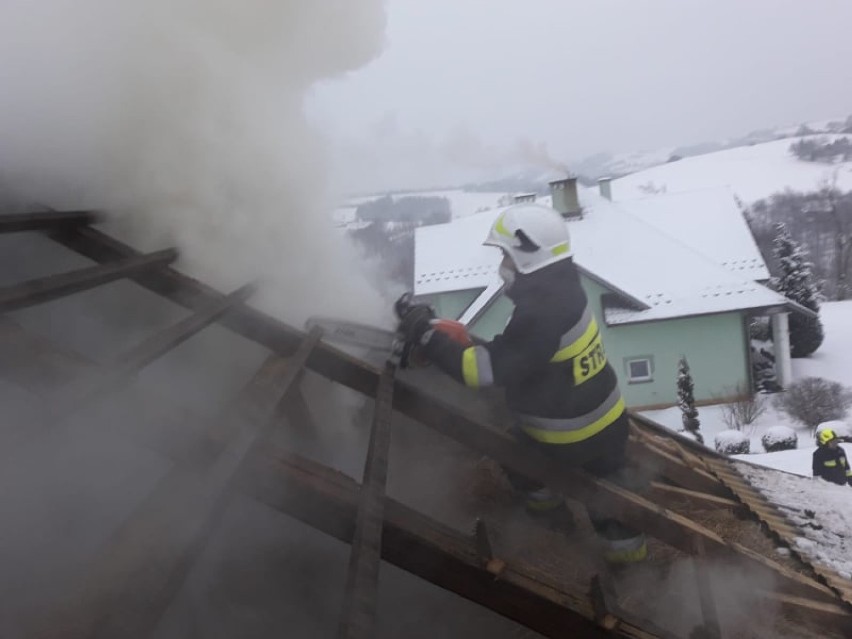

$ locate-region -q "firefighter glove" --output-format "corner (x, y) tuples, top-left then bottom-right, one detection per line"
(398, 304), (435, 346)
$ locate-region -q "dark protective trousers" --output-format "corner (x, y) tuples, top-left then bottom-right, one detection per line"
(504, 412), (645, 551)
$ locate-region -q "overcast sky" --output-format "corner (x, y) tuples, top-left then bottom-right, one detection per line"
(309, 0), (852, 193)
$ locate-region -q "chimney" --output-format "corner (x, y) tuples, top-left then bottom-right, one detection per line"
(598, 177), (613, 201)
(513, 192), (537, 204)
(549, 177), (582, 218)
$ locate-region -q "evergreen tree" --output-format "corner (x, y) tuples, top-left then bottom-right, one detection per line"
(677, 356), (702, 443)
(770, 223), (824, 357)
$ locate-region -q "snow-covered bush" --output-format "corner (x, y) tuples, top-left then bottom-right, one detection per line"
(774, 377), (852, 430)
(761, 426), (798, 452)
(715, 430), (750, 455)
(676, 356), (702, 443)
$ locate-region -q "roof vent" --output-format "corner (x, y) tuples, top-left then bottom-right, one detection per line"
(549, 177), (582, 219)
(598, 177), (613, 201)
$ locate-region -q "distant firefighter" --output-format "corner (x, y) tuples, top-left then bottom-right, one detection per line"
(812, 428), (852, 486)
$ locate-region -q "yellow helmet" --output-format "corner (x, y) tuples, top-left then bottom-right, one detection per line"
(818, 428), (837, 446)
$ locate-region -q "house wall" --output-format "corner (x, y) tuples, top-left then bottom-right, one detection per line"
(581, 278), (751, 408)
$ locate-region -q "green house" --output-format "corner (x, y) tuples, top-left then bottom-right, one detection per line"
(414, 179), (811, 410)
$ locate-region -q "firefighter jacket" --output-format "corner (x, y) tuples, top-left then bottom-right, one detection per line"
(424, 258), (625, 449)
(812, 444), (852, 486)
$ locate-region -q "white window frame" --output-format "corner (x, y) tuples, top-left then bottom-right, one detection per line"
(625, 357), (654, 384)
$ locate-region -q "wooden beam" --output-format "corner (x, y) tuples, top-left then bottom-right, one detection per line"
(0, 210), (99, 234)
(46, 225), (842, 607)
(36, 331), (321, 639)
(648, 482), (742, 510)
(236, 444), (656, 639)
(0, 249), (177, 313)
(626, 435), (729, 497)
(51, 284), (254, 417)
(339, 361), (396, 639)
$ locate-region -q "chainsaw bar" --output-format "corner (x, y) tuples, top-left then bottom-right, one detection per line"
(304, 317), (398, 354)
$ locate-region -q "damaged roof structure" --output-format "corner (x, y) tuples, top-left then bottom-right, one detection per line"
(1, 211), (852, 639)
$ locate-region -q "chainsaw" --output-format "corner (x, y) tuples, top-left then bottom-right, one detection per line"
(305, 293), (473, 368)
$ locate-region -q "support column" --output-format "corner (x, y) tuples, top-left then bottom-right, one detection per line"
(772, 312), (793, 389)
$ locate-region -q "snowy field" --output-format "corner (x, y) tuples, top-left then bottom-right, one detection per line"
(614, 135), (852, 204)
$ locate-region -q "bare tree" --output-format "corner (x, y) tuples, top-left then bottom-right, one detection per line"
(719, 383), (767, 434)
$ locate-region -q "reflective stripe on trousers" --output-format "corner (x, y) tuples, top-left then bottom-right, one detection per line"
(520, 387), (625, 445)
(602, 534), (648, 564)
(524, 486), (563, 512)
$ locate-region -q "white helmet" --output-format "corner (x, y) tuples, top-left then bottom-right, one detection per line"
(483, 203), (572, 274)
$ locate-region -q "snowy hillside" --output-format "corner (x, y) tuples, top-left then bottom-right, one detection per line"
(614, 136), (852, 204)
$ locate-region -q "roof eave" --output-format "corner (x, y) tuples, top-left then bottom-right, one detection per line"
(576, 264), (650, 311)
(604, 301), (810, 327)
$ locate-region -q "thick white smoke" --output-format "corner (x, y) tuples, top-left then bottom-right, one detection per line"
(0, 0), (389, 326)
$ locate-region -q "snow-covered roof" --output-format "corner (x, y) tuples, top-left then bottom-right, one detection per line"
(414, 186), (794, 326)
(615, 187), (769, 281)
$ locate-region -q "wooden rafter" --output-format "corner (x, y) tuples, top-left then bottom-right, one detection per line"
(0, 249), (177, 313)
(0, 210), (98, 234)
(52, 284), (255, 416)
(338, 361), (396, 639)
(238, 443), (662, 639)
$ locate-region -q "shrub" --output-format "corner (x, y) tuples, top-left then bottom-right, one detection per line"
(715, 430), (750, 455)
(761, 426), (798, 452)
(720, 383), (767, 432)
(774, 377), (852, 430)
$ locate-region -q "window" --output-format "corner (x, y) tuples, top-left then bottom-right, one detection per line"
(626, 357), (653, 383)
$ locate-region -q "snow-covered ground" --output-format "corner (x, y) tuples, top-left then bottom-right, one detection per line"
(614, 135), (852, 204)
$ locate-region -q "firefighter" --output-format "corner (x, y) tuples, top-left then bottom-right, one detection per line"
(397, 203), (646, 564)
(812, 428), (852, 486)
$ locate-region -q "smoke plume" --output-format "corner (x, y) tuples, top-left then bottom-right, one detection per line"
(0, 0), (390, 326)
